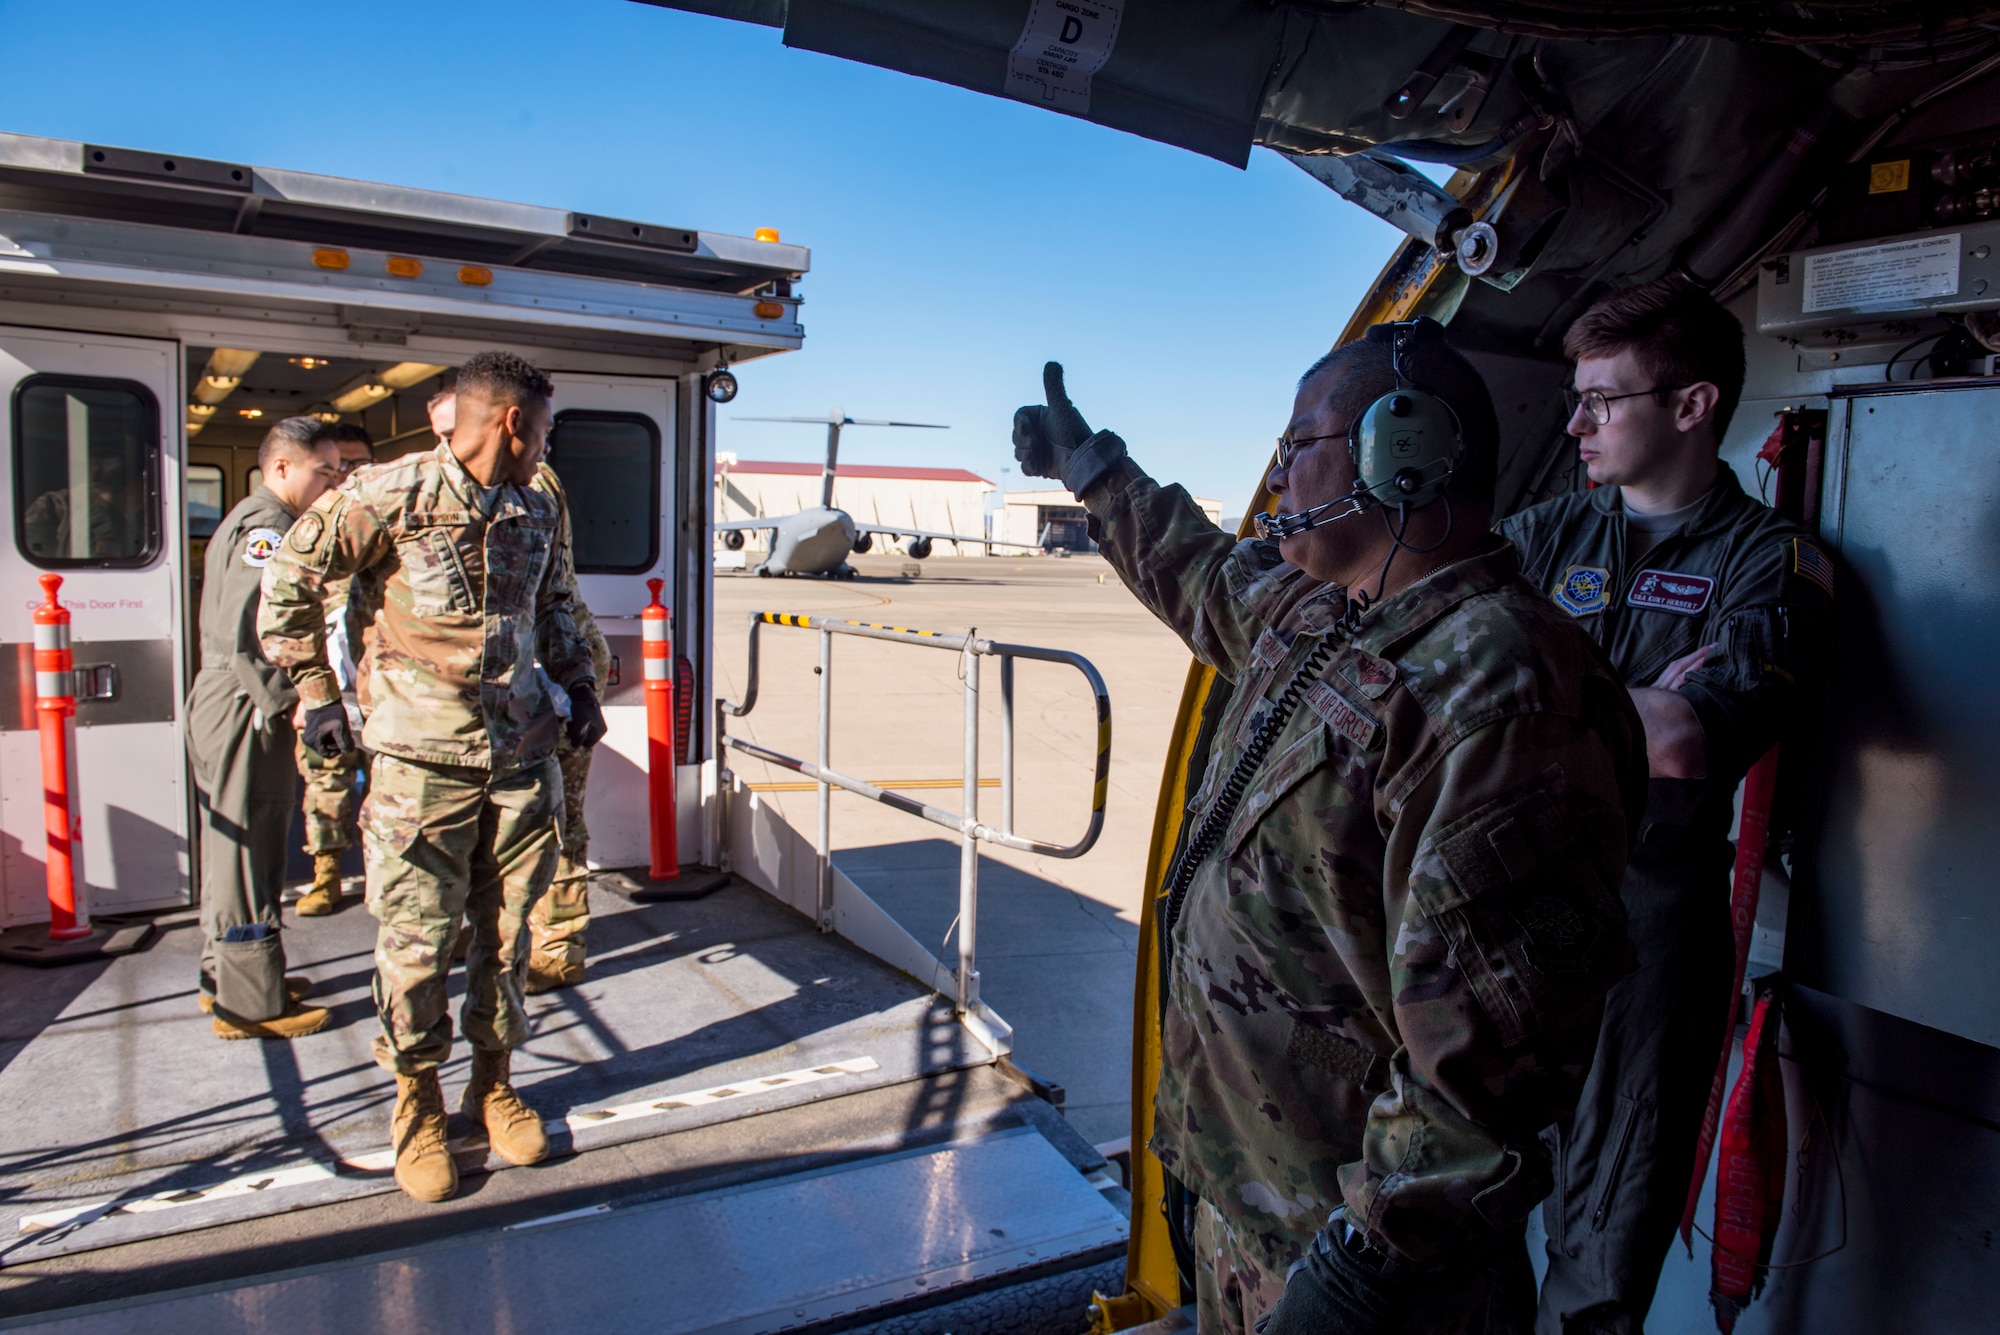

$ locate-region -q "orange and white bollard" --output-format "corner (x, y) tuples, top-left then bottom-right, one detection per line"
(642, 578), (680, 882)
(33, 572), (88, 940)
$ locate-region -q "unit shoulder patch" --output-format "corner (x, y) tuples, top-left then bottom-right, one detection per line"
(241, 527), (284, 567)
(1553, 565), (1611, 617)
(1627, 568), (1715, 616)
(1791, 537), (1835, 598)
(1305, 678), (1380, 751)
(289, 512), (324, 553)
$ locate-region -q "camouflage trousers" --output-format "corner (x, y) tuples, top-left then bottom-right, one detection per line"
(361, 752), (563, 1075)
(295, 731), (367, 854)
(1193, 1198), (1298, 1335)
(525, 733), (596, 965)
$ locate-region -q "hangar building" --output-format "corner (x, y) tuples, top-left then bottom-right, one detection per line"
(714, 455), (997, 555)
(989, 487), (1223, 553)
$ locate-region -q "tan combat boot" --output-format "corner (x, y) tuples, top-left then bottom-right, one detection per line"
(199, 976), (311, 1015)
(460, 1048), (548, 1166)
(524, 950), (584, 995)
(294, 853), (344, 916)
(212, 1000), (330, 1040)
(392, 1070), (459, 1203)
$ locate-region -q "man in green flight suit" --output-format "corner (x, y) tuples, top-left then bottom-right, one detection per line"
(188, 416), (342, 1039)
(1013, 320), (1648, 1334)
(259, 351), (604, 1204)
(1499, 276), (1833, 1335)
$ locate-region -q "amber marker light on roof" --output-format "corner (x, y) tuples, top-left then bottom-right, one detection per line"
(754, 228), (780, 243)
(458, 266), (493, 287)
(753, 300), (785, 319)
(312, 248), (349, 270)
(385, 256), (424, 279)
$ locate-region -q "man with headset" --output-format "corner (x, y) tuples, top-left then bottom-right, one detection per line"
(1013, 319), (1647, 1334)
(1500, 277), (1832, 1334)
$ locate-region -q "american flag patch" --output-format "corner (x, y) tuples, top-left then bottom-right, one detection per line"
(1792, 538), (1835, 598)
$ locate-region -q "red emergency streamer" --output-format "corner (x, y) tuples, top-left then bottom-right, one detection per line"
(1709, 982), (1788, 1332)
(642, 578), (680, 882)
(1682, 745), (1779, 1245)
(33, 573), (88, 939)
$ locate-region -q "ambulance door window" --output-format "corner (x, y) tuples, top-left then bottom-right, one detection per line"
(12, 376), (160, 567)
(547, 410), (660, 572)
(187, 463), (224, 538)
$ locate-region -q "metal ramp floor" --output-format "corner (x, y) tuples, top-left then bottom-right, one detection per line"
(0, 1127), (1128, 1335)
(0, 875), (985, 1273)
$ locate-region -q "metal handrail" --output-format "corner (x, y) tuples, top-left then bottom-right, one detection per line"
(716, 611), (1111, 1021)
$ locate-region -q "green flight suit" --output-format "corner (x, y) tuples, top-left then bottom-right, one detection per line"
(1083, 456), (1647, 1335)
(187, 486), (301, 1023)
(1499, 464), (1833, 1335)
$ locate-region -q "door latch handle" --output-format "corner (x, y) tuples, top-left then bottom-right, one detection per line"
(72, 663), (118, 702)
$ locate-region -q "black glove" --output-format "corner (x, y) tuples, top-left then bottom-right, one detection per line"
(1257, 1215), (1486, 1335)
(566, 683), (607, 749)
(301, 702), (354, 760)
(1012, 362), (1127, 497)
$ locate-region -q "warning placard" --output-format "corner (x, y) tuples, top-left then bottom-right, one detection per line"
(1802, 234), (1961, 314)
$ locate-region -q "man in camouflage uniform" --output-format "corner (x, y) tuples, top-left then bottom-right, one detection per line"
(1499, 278), (1832, 1335)
(525, 460), (612, 993)
(1013, 322), (1647, 1335)
(294, 423), (376, 917)
(260, 351), (604, 1204)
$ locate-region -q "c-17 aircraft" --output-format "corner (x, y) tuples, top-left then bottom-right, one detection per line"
(715, 409), (1041, 576)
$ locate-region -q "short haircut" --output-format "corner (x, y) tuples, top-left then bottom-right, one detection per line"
(455, 351), (550, 407)
(1564, 274), (1746, 438)
(329, 423), (374, 454)
(258, 415), (335, 470)
(425, 367), (457, 411)
(1299, 318), (1500, 510)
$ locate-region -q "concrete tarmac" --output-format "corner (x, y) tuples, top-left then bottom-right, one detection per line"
(714, 552), (1191, 1144)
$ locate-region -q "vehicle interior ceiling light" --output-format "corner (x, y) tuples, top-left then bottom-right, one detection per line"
(192, 347), (261, 406)
(378, 362), (448, 390)
(186, 402), (216, 420)
(330, 380), (393, 414)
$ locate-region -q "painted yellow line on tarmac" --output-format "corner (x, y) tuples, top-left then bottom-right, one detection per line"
(748, 778), (1001, 793)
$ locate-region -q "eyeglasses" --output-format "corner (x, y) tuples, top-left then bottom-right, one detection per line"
(1274, 427), (1351, 468)
(1563, 384), (1689, 426)
(336, 457), (369, 474)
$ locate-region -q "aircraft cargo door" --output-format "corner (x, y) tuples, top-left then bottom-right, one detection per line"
(545, 374), (686, 870)
(0, 326), (186, 927)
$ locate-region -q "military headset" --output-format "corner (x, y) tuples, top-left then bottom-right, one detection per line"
(1255, 319), (1465, 541)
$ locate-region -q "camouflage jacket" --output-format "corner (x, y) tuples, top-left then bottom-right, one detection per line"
(533, 462), (612, 690)
(258, 443), (596, 774)
(1084, 461), (1646, 1268)
(1499, 465), (1832, 868)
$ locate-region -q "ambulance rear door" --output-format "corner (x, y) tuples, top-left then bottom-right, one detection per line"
(545, 373), (684, 870)
(0, 325), (187, 927)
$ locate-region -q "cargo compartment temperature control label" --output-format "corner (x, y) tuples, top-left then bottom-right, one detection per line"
(1802, 234), (1960, 313)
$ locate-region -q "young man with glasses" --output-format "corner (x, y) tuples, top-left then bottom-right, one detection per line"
(294, 423), (376, 916)
(1498, 276), (1834, 1334)
(1016, 322), (1647, 1335)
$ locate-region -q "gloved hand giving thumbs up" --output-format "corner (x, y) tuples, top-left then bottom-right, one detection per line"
(1012, 361), (1126, 498)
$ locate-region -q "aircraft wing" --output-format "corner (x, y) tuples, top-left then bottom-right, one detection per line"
(855, 524), (1043, 550)
(713, 518), (779, 531)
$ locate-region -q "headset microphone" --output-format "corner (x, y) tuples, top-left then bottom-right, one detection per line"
(1254, 493), (1366, 540)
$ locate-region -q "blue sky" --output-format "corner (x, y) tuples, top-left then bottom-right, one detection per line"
(0, 0), (1410, 514)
